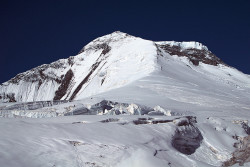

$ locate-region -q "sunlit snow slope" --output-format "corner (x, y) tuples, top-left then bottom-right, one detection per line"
(0, 31), (250, 110)
(1, 31), (250, 167)
(1, 31), (250, 112)
(0, 32), (158, 102)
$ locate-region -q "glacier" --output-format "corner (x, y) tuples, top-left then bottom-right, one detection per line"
(0, 31), (250, 167)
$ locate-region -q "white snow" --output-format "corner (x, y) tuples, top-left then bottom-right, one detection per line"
(0, 31), (250, 166)
(0, 113), (248, 166)
(155, 41), (209, 50)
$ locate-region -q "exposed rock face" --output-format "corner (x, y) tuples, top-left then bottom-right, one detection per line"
(223, 135), (250, 166)
(242, 122), (250, 135)
(8, 61), (66, 85)
(100, 118), (120, 123)
(0, 59), (70, 102)
(0, 93), (16, 102)
(156, 41), (225, 66)
(69, 44), (111, 100)
(79, 43), (111, 55)
(78, 31), (128, 54)
(130, 115), (203, 155)
(171, 116), (203, 155)
(132, 117), (172, 125)
(54, 69), (74, 100)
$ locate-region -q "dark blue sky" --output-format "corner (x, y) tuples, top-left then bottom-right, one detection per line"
(0, 0), (249, 84)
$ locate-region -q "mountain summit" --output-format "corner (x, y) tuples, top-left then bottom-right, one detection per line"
(0, 31), (249, 103)
(1, 32), (250, 167)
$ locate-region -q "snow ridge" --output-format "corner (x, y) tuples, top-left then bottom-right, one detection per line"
(156, 41), (208, 51)
(0, 31), (249, 103)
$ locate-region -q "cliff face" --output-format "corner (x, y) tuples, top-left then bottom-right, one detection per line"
(155, 41), (224, 66)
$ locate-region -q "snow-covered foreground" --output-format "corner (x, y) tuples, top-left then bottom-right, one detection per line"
(0, 109), (249, 167)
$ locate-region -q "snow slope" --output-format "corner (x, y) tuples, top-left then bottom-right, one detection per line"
(0, 31), (250, 167)
(1, 31), (249, 103)
(0, 113), (249, 167)
(0, 31), (158, 102)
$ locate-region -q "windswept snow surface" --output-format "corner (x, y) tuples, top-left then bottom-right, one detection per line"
(0, 113), (249, 167)
(0, 31), (250, 166)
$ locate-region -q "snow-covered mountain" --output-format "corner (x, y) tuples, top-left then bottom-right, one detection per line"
(1, 31), (249, 103)
(1, 31), (250, 167)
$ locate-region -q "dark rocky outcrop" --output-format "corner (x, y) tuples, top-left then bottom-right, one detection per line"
(100, 118), (120, 123)
(171, 116), (203, 155)
(79, 42), (111, 55)
(70, 44), (111, 100)
(133, 117), (173, 125)
(69, 61), (102, 100)
(67, 56), (75, 66)
(223, 135), (250, 166)
(242, 122), (250, 135)
(54, 69), (74, 100)
(8, 62), (66, 85)
(156, 43), (225, 66)
(172, 126), (203, 155)
(0, 93), (16, 102)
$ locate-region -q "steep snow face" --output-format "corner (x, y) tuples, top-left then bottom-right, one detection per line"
(67, 31), (159, 100)
(0, 31), (159, 102)
(0, 31), (249, 103)
(0, 59), (70, 102)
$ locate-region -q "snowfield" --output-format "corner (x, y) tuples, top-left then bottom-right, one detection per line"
(0, 112), (249, 167)
(0, 31), (250, 167)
